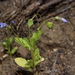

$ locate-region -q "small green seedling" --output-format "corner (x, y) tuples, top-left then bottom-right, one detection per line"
(2, 37), (18, 58)
(15, 19), (44, 75)
(14, 15), (53, 75)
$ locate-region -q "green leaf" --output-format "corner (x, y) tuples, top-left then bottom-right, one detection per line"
(15, 58), (28, 67)
(2, 37), (13, 50)
(15, 58), (33, 71)
(15, 37), (24, 46)
(35, 57), (44, 66)
(4, 37), (13, 48)
(2, 42), (7, 47)
(11, 47), (18, 54)
(31, 30), (42, 42)
(34, 58), (44, 67)
(30, 30), (42, 48)
(37, 57), (44, 64)
(46, 22), (53, 29)
(33, 48), (41, 60)
(22, 38), (31, 50)
(37, 30), (42, 37)
(28, 19), (33, 27)
(30, 37), (36, 47)
(33, 48), (42, 66)
(15, 37), (31, 50)
(6, 37), (13, 44)
(2, 42), (8, 50)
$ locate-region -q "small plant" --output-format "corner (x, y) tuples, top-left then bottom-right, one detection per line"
(15, 18), (44, 75)
(14, 16), (53, 75)
(2, 37), (18, 58)
(2, 25), (18, 58)
(0, 23), (18, 58)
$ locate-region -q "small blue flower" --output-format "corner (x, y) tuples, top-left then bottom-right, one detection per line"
(11, 20), (15, 24)
(0, 23), (7, 28)
(61, 18), (68, 23)
(55, 16), (68, 23)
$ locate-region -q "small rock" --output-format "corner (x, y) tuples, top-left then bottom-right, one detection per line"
(17, 45), (30, 58)
(53, 48), (58, 52)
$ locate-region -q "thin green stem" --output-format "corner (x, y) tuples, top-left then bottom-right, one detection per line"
(6, 26), (11, 38)
(32, 14), (41, 20)
(37, 17), (54, 30)
(37, 21), (46, 30)
(8, 46), (12, 59)
(31, 49), (35, 72)
(28, 27), (30, 39)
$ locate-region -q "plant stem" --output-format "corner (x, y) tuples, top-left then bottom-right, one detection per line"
(6, 26), (11, 38)
(8, 47), (12, 58)
(32, 14), (41, 20)
(31, 49), (35, 72)
(37, 17), (54, 30)
(37, 21), (46, 30)
(28, 27), (30, 39)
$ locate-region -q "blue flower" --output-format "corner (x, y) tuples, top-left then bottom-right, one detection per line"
(61, 18), (68, 23)
(11, 20), (15, 24)
(55, 16), (68, 23)
(0, 23), (7, 28)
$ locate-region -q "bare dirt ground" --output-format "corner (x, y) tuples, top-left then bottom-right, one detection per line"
(0, 0), (75, 75)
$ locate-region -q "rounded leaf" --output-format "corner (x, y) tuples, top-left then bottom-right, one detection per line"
(15, 58), (27, 67)
(28, 19), (33, 27)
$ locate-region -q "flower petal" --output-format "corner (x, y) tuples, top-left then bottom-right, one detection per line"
(11, 20), (15, 24)
(0, 23), (7, 28)
(61, 18), (68, 23)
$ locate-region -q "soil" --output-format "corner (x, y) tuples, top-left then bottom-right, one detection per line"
(0, 0), (75, 75)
